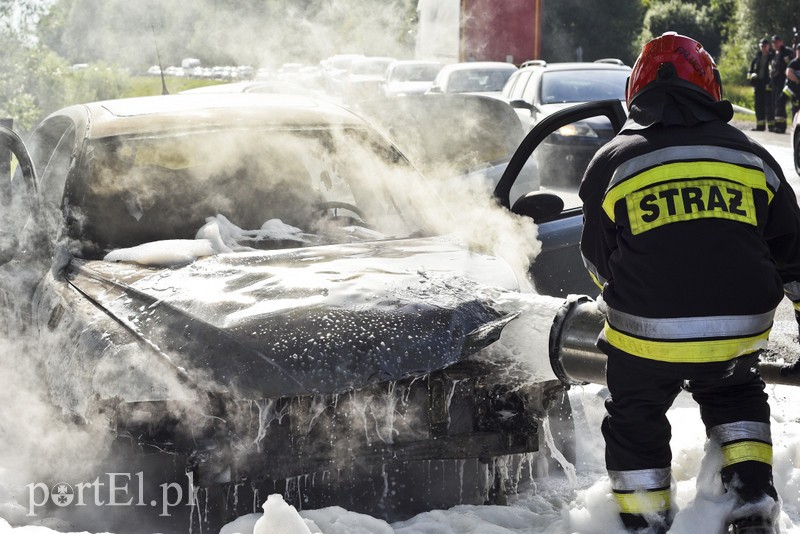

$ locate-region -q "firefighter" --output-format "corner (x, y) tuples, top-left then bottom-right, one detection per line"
(785, 43), (800, 120)
(748, 38), (774, 131)
(579, 32), (800, 534)
(770, 34), (793, 132)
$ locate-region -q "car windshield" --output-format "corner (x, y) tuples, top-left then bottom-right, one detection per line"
(446, 68), (514, 93)
(67, 126), (424, 259)
(540, 69), (629, 104)
(390, 64), (441, 82)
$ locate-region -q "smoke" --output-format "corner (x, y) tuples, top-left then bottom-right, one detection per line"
(0, 3), (566, 530)
(0, 331), (114, 523)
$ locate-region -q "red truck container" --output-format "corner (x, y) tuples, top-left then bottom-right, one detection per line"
(416, 0), (542, 65)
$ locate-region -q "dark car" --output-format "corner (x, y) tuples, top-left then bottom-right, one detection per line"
(0, 93), (582, 531)
(357, 93), (539, 204)
(501, 61), (630, 187)
(493, 99), (628, 298)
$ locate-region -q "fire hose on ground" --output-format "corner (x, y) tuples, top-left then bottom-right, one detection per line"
(548, 296), (800, 387)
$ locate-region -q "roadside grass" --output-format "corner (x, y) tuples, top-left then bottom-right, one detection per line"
(122, 76), (224, 98)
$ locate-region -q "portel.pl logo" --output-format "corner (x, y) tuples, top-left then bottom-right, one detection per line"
(27, 472), (192, 517)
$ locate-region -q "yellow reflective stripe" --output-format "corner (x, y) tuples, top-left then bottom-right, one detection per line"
(602, 161), (772, 222)
(613, 489), (671, 514)
(793, 301), (800, 312)
(721, 441), (773, 467)
(604, 323), (770, 363)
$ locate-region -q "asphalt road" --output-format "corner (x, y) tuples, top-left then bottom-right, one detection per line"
(737, 125), (799, 327)
(742, 125), (797, 187)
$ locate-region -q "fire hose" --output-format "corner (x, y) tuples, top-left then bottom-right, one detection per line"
(549, 296), (800, 387)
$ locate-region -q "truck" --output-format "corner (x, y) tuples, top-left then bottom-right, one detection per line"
(415, 0), (542, 65)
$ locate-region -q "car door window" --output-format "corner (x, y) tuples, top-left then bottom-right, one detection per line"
(510, 71), (532, 100)
(522, 72), (539, 104)
(26, 117), (77, 242)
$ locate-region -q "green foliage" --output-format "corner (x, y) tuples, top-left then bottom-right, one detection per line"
(717, 37), (752, 92)
(738, 0), (800, 49)
(123, 77), (221, 98)
(725, 84), (754, 110)
(0, 29), (70, 131)
(0, 0), (786, 129)
(541, 0), (646, 65)
(638, 1), (720, 58)
(38, 0), (416, 71)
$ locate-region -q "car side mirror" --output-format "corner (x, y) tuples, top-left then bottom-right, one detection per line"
(510, 192), (565, 223)
(509, 100), (533, 111)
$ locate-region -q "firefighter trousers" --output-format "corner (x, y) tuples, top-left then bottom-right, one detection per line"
(602, 351), (777, 529)
(754, 84), (771, 130)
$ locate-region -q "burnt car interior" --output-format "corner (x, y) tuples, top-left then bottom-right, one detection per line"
(63, 128), (417, 259)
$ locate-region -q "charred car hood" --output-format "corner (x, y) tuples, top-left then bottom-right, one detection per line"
(68, 237), (520, 399)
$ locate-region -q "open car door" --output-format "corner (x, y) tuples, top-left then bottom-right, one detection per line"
(492, 99), (628, 297)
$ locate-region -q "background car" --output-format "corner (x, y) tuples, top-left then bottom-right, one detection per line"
(341, 55), (396, 106)
(501, 60), (631, 186)
(358, 93), (539, 206)
(320, 53), (364, 95)
(382, 59), (442, 97)
(427, 61), (518, 96)
(492, 99), (629, 298)
(0, 92), (576, 531)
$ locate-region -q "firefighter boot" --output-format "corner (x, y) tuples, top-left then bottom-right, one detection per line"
(728, 515), (778, 533)
(620, 511), (671, 534)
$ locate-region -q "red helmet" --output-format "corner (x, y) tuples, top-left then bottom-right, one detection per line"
(626, 32), (722, 106)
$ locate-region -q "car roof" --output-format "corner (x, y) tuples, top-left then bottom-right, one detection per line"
(57, 93), (365, 139)
(517, 61), (631, 73)
(439, 61), (518, 72)
(389, 60), (442, 66)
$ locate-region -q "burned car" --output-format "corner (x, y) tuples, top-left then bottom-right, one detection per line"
(0, 93), (586, 531)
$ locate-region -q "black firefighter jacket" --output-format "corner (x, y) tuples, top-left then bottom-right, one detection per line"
(579, 115), (800, 371)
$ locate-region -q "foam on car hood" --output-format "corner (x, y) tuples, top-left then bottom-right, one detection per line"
(67, 237), (520, 398)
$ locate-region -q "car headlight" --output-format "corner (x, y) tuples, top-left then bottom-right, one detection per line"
(555, 122), (598, 138)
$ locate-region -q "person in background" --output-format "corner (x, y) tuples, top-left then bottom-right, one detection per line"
(769, 34), (793, 132)
(785, 43), (800, 121)
(749, 38), (774, 131)
(580, 31), (800, 534)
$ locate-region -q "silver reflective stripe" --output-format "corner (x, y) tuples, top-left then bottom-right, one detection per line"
(606, 307), (774, 340)
(608, 145), (780, 193)
(785, 280), (800, 303)
(709, 421), (771, 445)
(608, 467), (672, 491)
(581, 254), (607, 286)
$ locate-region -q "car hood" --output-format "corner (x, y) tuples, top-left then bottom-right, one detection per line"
(537, 101), (627, 123)
(67, 237), (519, 399)
(385, 81), (434, 95)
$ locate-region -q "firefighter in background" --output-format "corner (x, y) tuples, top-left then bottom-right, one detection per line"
(749, 38), (774, 131)
(785, 43), (800, 121)
(580, 32), (800, 534)
(769, 34), (793, 132)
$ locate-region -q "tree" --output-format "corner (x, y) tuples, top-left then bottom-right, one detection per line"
(638, 1), (720, 58)
(541, 0), (646, 65)
(37, 0), (416, 70)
